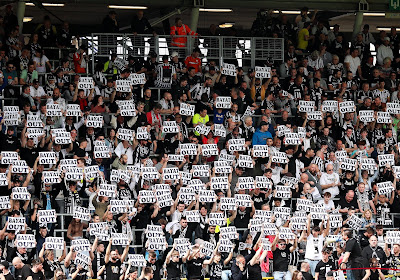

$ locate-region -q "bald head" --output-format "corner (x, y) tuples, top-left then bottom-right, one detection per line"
(12, 257), (23, 269)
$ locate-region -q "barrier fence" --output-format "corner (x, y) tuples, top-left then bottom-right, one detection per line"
(87, 34), (285, 73)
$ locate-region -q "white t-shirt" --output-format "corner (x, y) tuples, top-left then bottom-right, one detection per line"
(317, 199), (335, 211)
(344, 55), (361, 75)
(29, 86), (46, 98)
(320, 172), (340, 198)
(33, 55), (49, 73)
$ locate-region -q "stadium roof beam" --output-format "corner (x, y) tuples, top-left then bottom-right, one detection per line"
(75, 0), (388, 12)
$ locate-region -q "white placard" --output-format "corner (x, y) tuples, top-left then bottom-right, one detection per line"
(220, 197), (237, 211)
(228, 138), (246, 152)
(298, 100), (315, 113)
(1, 151), (18, 165)
(73, 206), (91, 221)
(130, 73), (146, 85)
(111, 233), (130, 246)
(117, 128), (134, 141)
(272, 152), (288, 164)
(162, 121), (179, 134)
(98, 184), (116, 198)
(128, 254), (147, 267)
(210, 176), (229, 190)
(185, 210), (200, 223)
(16, 234), (35, 248)
(116, 80), (131, 92)
(11, 187), (30, 200)
(378, 154), (395, 167)
(7, 217), (25, 231)
(235, 194), (252, 208)
(253, 145), (269, 157)
(215, 96), (231, 109)
(180, 103), (195, 116)
(359, 110), (375, 122)
(214, 124), (226, 137)
(136, 127), (150, 140)
(202, 144), (219, 157)
(39, 152), (56, 165)
(199, 190), (216, 203)
(387, 102), (400, 114)
(237, 177), (255, 189)
(86, 115), (103, 128)
(179, 143), (197, 156)
(46, 104), (62, 117)
(255, 66), (271, 79)
(339, 101), (355, 114)
(339, 158), (357, 171)
(209, 212), (226, 226)
(192, 165), (210, 177)
(321, 100), (338, 112)
(0, 196), (10, 209)
(377, 181), (394, 195)
(377, 111), (392, 124)
(221, 63), (236, 76)
(163, 167), (180, 181)
(38, 210), (56, 224)
(307, 111), (322, 120)
(78, 77), (94, 90)
(45, 237), (64, 250)
(66, 104), (81, 117)
(238, 155), (253, 168)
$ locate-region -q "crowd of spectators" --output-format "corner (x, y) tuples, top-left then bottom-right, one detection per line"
(0, 5), (400, 280)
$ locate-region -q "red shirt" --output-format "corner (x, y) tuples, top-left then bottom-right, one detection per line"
(184, 56), (202, 73)
(73, 52), (86, 73)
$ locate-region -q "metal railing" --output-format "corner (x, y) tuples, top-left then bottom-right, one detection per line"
(88, 34), (285, 73)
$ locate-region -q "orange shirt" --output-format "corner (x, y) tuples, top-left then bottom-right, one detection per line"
(184, 56), (202, 73)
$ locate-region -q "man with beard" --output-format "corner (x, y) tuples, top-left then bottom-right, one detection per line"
(305, 164), (322, 196)
(46, 88), (66, 112)
(104, 238), (130, 280)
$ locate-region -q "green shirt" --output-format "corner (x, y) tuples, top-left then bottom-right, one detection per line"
(20, 69), (38, 83)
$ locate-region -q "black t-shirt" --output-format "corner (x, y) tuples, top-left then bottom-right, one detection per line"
(15, 265), (32, 280)
(248, 262), (262, 280)
(74, 147), (86, 158)
(2, 274), (14, 280)
(302, 271), (314, 280)
(105, 260), (122, 280)
(315, 259), (336, 280)
(345, 238), (362, 264)
(146, 260), (162, 280)
(166, 260), (181, 280)
(32, 271), (45, 280)
(273, 244), (292, 271)
(42, 259), (61, 280)
(187, 258), (203, 278)
(235, 207), (252, 229)
(20, 146), (41, 167)
(252, 193), (267, 210)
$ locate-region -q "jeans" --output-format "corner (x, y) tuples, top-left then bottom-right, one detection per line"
(222, 270), (231, 280)
(346, 265), (355, 280)
(273, 271), (292, 280)
(305, 259), (320, 276)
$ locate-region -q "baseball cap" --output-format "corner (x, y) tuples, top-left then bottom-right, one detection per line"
(384, 37), (390, 41)
(84, 106), (91, 112)
(33, 79), (39, 84)
(260, 121), (269, 127)
(171, 51), (179, 58)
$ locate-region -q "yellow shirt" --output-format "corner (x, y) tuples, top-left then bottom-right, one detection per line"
(297, 28), (309, 50)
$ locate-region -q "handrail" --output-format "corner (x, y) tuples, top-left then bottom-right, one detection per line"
(89, 33), (285, 73)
